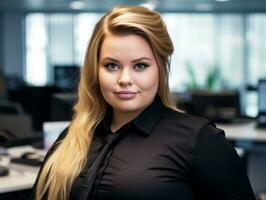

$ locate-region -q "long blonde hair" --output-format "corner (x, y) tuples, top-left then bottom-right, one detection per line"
(35, 6), (174, 200)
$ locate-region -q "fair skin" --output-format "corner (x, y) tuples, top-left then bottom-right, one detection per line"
(98, 33), (159, 132)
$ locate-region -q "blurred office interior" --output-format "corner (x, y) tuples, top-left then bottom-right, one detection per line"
(0, 0), (266, 199)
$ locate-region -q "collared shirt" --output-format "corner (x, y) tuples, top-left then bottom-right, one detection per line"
(32, 95), (256, 200)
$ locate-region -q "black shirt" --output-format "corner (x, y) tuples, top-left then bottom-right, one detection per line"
(32, 95), (256, 200)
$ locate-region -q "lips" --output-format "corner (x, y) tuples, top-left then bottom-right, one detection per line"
(114, 91), (138, 100)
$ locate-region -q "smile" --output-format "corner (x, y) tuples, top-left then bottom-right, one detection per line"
(114, 91), (138, 100)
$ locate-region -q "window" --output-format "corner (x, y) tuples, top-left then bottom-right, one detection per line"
(245, 14), (266, 116)
(25, 12), (266, 116)
(163, 14), (243, 91)
(25, 14), (47, 86)
(25, 13), (102, 85)
(247, 14), (266, 86)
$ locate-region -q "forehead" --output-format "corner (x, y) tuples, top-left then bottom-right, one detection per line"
(99, 33), (155, 59)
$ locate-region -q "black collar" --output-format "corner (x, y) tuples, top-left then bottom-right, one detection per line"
(132, 95), (164, 135)
(96, 95), (165, 136)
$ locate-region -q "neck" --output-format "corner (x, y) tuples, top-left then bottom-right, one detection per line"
(111, 110), (142, 133)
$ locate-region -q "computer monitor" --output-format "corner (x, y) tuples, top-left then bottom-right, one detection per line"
(19, 86), (59, 131)
(257, 79), (266, 127)
(43, 121), (69, 151)
(258, 79), (266, 114)
(192, 91), (240, 123)
(54, 65), (80, 92)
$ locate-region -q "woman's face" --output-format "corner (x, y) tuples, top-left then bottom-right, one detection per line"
(98, 33), (159, 115)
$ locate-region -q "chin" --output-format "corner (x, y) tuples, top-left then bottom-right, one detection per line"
(105, 94), (154, 114)
(113, 104), (142, 113)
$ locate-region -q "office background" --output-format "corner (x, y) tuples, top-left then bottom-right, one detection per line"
(0, 0), (266, 116)
(0, 0), (266, 199)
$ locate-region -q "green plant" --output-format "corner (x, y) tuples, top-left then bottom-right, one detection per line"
(185, 61), (199, 90)
(185, 61), (220, 91)
(205, 65), (220, 90)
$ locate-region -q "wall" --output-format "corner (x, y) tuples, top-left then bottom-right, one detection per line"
(0, 12), (3, 75)
(1, 12), (24, 79)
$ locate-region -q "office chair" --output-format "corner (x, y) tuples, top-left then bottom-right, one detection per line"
(0, 114), (32, 139)
(0, 101), (32, 141)
(0, 101), (24, 114)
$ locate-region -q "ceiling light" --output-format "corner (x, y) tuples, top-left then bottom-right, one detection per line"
(70, 1), (85, 10)
(141, 0), (159, 10)
(141, 3), (156, 10)
(215, 0), (230, 2)
(195, 3), (213, 11)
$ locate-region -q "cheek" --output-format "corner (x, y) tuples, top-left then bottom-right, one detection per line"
(136, 69), (159, 91)
(98, 69), (114, 92)
(98, 70), (109, 95)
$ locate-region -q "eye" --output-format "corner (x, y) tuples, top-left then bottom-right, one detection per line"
(104, 63), (119, 71)
(134, 63), (149, 71)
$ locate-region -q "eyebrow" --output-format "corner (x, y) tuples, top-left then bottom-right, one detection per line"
(100, 57), (152, 63)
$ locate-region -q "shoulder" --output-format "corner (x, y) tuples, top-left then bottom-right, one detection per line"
(152, 107), (227, 156)
(160, 107), (224, 138)
(163, 108), (210, 128)
(150, 107), (231, 176)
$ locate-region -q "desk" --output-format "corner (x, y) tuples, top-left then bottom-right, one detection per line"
(217, 122), (266, 142)
(0, 170), (37, 193)
(217, 122), (266, 194)
(0, 146), (42, 194)
(0, 121), (67, 195)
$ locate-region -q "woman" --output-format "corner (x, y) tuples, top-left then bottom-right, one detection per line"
(32, 6), (256, 200)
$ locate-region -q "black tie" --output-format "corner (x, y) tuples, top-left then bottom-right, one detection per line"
(79, 133), (120, 200)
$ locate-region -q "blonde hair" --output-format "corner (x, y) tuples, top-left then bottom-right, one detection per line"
(36, 5), (175, 200)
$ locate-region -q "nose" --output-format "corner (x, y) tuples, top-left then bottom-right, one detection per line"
(118, 68), (132, 86)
